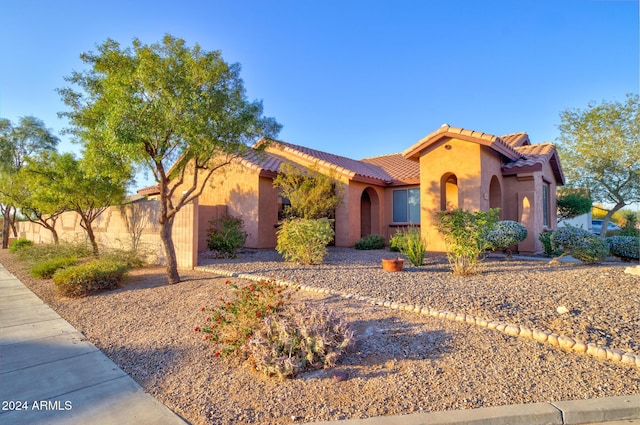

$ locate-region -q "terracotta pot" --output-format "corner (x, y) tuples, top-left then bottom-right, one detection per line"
(381, 258), (404, 272)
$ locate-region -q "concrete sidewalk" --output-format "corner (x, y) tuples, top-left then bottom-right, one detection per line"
(0, 263), (187, 425)
(305, 395), (640, 425)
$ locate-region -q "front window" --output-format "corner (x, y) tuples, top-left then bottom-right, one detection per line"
(542, 184), (550, 227)
(393, 188), (420, 223)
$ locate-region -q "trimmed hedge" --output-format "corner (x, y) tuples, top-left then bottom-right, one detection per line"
(53, 260), (128, 297)
(607, 236), (640, 260)
(485, 221), (528, 252)
(30, 257), (78, 279)
(355, 234), (385, 250)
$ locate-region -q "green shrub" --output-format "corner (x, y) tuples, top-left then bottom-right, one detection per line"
(399, 226), (426, 266)
(354, 234), (385, 250)
(246, 302), (354, 378)
(30, 257), (78, 279)
(389, 231), (407, 253)
(551, 225), (592, 251)
(620, 227), (640, 237)
(485, 221), (528, 257)
(9, 238), (33, 253)
(196, 279), (300, 356)
(607, 236), (640, 260)
(435, 208), (500, 275)
(53, 260), (128, 297)
(572, 235), (609, 263)
(101, 249), (145, 268)
(538, 230), (562, 256)
(276, 218), (334, 265)
(207, 215), (248, 259)
(552, 225), (608, 263)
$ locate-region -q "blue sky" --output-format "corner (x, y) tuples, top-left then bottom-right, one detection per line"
(1, 0), (638, 190)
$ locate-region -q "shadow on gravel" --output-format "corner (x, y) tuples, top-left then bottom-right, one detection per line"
(301, 296), (453, 381)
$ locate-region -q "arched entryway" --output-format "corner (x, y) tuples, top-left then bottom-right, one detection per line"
(489, 175), (502, 218)
(360, 187), (380, 237)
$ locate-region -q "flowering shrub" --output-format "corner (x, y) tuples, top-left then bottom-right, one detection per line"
(246, 302), (354, 378)
(207, 215), (247, 259)
(30, 256), (78, 279)
(196, 279), (300, 356)
(354, 234), (385, 250)
(53, 259), (129, 297)
(607, 236), (639, 260)
(276, 218), (334, 264)
(435, 208), (500, 275)
(485, 220), (527, 258)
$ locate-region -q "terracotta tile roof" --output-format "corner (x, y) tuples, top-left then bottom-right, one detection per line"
(137, 184), (160, 195)
(503, 143), (565, 184)
(361, 153), (420, 185)
(255, 138), (395, 184)
(500, 132), (530, 147)
(403, 125), (525, 161)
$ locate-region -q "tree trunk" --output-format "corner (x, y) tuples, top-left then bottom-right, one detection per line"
(82, 218), (100, 256)
(600, 203), (625, 237)
(10, 208), (17, 237)
(2, 206), (12, 249)
(159, 217), (180, 284)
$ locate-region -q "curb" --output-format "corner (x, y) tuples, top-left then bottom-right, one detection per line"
(301, 395), (640, 425)
(194, 266), (640, 370)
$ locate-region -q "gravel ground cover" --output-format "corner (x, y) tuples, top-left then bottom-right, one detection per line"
(1, 248), (638, 425)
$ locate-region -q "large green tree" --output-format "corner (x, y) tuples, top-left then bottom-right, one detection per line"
(0, 116), (59, 248)
(59, 35), (280, 283)
(557, 94), (639, 236)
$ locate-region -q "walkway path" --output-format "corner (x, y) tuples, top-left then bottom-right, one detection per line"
(0, 262), (187, 425)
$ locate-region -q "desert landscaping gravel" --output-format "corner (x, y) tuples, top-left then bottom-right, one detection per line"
(1, 248), (638, 425)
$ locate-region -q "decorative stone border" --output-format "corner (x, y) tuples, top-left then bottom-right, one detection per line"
(195, 266), (640, 369)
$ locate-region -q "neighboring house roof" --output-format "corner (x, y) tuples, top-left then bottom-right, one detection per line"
(360, 153), (420, 185)
(501, 132), (530, 148)
(402, 125), (525, 161)
(503, 142), (565, 184)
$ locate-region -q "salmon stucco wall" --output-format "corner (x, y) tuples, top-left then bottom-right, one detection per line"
(417, 137), (484, 252)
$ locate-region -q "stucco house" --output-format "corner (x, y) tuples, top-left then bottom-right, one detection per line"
(140, 124), (565, 255)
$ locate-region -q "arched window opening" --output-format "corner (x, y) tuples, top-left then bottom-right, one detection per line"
(441, 173), (459, 210)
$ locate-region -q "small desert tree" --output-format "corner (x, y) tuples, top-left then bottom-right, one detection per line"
(59, 35), (280, 283)
(273, 163), (342, 264)
(557, 94), (639, 236)
(273, 162), (343, 219)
